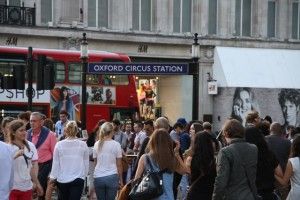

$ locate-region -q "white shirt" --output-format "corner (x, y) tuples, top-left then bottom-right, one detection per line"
(49, 139), (89, 183)
(288, 157), (300, 200)
(11, 141), (38, 191)
(93, 140), (122, 178)
(0, 142), (14, 200)
(134, 131), (147, 151)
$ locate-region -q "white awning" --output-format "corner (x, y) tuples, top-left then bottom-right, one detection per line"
(213, 46), (300, 89)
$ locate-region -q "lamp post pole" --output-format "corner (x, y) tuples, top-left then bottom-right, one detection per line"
(192, 33), (200, 121)
(27, 47), (33, 111)
(81, 33), (88, 131)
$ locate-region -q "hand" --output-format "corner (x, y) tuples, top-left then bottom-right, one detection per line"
(36, 183), (44, 196)
(174, 141), (180, 155)
(14, 149), (24, 159)
(119, 180), (124, 189)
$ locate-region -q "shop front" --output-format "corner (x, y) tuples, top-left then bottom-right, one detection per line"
(212, 47), (300, 131)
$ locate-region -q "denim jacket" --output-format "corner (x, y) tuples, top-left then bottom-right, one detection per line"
(212, 138), (258, 200)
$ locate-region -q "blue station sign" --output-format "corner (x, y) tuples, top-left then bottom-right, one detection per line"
(88, 63), (190, 75)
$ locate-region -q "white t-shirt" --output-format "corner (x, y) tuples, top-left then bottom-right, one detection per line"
(11, 141), (38, 191)
(288, 157), (300, 200)
(0, 142), (14, 200)
(49, 139), (89, 183)
(93, 140), (122, 178)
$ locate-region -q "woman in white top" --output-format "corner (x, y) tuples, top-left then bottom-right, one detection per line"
(8, 120), (43, 200)
(275, 135), (300, 200)
(93, 122), (123, 200)
(49, 121), (89, 200)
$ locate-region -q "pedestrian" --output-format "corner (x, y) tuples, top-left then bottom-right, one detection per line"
(212, 119), (258, 200)
(185, 131), (216, 200)
(49, 121), (89, 200)
(245, 127), (283, 199)
(0, 141), (14, 200)
(9, 120), (43, 200)
(93, 122), (123, 200)
(134, 128), (188, 200)
(1, 116), (15, 142)
(27, 112), (57, 200)
(275, 135), (300, 200)
(87, 119), (106, 200)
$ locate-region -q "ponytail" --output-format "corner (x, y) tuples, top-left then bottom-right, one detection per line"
(98, 122), (114, 152)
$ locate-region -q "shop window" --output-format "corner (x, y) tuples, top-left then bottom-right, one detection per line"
(235, 0), (252, 36)
(173, 0), (191, 33)
(132, 0), (152, 31)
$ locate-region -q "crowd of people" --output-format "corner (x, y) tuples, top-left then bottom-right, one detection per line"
(1, 109), (300, 200)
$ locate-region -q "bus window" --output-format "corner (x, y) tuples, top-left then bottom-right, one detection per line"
(0, 58), (26, 77)
(54, 62), (65, 83)
(68, 63), (81, 83)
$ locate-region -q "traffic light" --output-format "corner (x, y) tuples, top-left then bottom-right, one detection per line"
(0, 65), (25, 89)
(36, 55), (55, 90)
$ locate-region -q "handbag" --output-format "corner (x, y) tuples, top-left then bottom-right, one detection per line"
(117, 179), (136, 200)
(129, 155), (166, 200)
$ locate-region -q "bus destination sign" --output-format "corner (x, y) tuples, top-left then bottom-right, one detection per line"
(88, 63), (190, 75)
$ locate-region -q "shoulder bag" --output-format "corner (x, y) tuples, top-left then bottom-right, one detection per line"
(129, 155), (166, 200)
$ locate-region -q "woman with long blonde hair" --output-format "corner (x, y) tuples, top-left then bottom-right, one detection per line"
(134, 128), (187, 200)
(93, 122), (123, 200)
(49, 121), (89, 200)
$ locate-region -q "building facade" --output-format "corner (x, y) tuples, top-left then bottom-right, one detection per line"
(1, 0), (300, 125)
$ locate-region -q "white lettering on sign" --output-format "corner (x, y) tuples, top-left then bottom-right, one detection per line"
(0, 84), (50, 103)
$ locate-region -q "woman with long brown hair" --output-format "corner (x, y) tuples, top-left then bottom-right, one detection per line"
(134, 128), (187, 200)
(8, 120), (43, 200)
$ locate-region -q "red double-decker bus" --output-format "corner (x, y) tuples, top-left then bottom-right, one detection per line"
(0, 46), (139, 132)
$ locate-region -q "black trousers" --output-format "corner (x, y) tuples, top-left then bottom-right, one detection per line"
(38, 160), (52, 200)
(173, 172), (182, 199)
(57, 178), (84, 200)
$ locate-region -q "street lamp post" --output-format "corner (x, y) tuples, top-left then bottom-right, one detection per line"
(192, 33), (200, 121)
(81, 33), (88, 131)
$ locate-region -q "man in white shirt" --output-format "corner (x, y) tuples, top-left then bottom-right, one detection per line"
(112, 119), (127, 151)
(55, 110), (69, 139)
(0, 141), (14, 200)
(133, 121), (146, 152)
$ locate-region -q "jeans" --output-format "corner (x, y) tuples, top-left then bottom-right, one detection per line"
(56, 178), (84, 200)
(94, 174), (119, 200)
(38, 160), (52, 200)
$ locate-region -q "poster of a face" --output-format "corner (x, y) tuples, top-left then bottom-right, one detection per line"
(87, 86), (116, 105)
(50, 85), (81, 121)
(231, 87), (260, 126)
(213, 87), (300, 131)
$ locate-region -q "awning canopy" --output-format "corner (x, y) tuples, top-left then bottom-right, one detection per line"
(213, 46), (300, 89)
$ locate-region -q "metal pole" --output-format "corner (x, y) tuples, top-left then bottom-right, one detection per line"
(81, 58), (87, 130)
(192, 63), (199, 121)
(27, 47), (33, 111)
(81, 33), (88, 131)
(192, 33), (200, 121)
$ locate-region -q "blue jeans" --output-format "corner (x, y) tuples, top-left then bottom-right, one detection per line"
(94, 174), (119, 200)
